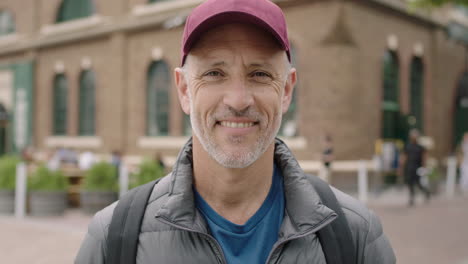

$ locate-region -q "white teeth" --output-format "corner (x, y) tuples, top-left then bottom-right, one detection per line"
(220, 121), (255, 128)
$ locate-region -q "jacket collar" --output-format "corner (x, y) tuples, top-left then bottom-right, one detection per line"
(155, 137), (336, 237)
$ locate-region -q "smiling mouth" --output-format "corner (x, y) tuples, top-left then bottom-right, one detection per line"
(217, 121), (259, 128)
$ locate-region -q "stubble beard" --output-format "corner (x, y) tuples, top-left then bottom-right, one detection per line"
(190, 100), (281, 169)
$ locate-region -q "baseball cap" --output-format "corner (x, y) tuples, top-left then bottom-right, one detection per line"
(181, 0), (290, 65)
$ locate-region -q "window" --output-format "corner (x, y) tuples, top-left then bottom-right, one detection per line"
(147, 60), (170, 136)
(454, 72), (468, 147)
(409, 57), (424, 132)
(53, 74), (68, 135)
(183, 113), (191, 136)
(0, 103), (9, 155)
(0, 10), (14, 36)
(78, 70), (96, 135)
(279, 45), (298, 137)
(148, 0), (171, 3)
(56, 0), (95, 23)
(381, 50), (400, 139)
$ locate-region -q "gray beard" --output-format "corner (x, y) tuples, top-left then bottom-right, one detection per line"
(190, 103), (280, 169)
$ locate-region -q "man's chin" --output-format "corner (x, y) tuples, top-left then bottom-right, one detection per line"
(212, 147), (258, 169)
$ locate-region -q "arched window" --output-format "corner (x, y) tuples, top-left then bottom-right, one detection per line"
(53, 74), (68, 135)
(0, 10), (15, 36)
(147, 60), (170, 136)
(279, 45), (298, 137)
(454, 72), (468, 147)
(79, 70), (96, 135)
(381, 50), (400, 139)
(56, 0), (94, 23)
(409, 57), (424, 132)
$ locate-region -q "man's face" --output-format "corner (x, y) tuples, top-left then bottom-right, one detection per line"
(176, 23), (296, 168)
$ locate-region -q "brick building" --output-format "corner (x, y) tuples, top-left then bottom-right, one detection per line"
(0, 0), (466, 167)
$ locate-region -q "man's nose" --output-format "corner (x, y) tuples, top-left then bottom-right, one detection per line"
(223, 80), (254, 111)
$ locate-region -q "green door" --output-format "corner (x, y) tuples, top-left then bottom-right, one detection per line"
(454, 72), (468, 147)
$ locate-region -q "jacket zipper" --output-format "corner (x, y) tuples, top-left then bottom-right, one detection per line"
(265, 214), (337, 264)
(156, 216), (228, 264)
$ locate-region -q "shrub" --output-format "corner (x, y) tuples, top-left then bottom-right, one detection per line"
(383, 172), (398, 185)
(82, 162), (118, 192)
(29, 165), (68, 191)
(130, 159), (164, 189)
(0, 155), (21, 190)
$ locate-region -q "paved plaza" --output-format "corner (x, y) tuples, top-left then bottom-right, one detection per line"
(0, 188), (467, 264)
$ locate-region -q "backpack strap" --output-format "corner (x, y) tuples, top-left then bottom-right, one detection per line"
(106, 174), (356, 264)
(106, 179), (160, 264)
(309, 175), (357, 264)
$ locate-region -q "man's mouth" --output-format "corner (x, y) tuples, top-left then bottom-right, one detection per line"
(217, 121), (259, 128)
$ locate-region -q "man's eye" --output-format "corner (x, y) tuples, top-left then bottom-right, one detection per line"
(251, 71), (272, 80)
(253, 72), (269, 77)
(205, 71), (222, 77)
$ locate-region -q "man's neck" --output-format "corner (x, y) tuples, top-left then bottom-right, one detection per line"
(192, 137), (275, 225)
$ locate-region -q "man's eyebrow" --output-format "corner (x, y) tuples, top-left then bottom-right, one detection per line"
(208, 61), (226, 67)
(249, 62), (274, 68)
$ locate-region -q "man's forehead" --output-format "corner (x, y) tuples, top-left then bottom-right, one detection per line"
(187, 56), (279, 69)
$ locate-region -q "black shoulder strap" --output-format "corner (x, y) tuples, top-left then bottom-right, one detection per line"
(106, 175), (356, 264)
(106, 179), (160, 264)
(309, 175), (357, 264)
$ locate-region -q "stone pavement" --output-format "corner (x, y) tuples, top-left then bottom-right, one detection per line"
(368, 187), (468, 264)
(0, 188), (467, 264)
(0, 209), (91, 264)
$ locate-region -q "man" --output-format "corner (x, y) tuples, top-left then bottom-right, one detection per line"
(75, 0), (396, 263)
(400, 129), (430, 206)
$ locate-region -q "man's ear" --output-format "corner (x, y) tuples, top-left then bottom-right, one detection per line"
(175, 67), (190, 115)
(282, 67), (297, 114)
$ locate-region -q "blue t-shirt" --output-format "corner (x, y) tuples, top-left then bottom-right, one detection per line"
(194, 166), (284, 264)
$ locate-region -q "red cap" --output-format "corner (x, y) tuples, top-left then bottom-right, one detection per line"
(181, 0), (290, 65)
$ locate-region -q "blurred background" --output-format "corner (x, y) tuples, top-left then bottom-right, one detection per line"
(0, 0), (467, 263)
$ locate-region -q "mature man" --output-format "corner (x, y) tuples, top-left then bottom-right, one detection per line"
(75, 0), (395, 263)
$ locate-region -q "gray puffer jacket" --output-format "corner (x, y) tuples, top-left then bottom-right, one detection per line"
(75, 139), (396, 264)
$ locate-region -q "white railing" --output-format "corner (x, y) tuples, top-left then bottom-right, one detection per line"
(119, 165), (129, 198)
(299, 160), (378, 203)
(445, 156), (458, 198)
(15, 163), (27, 219)
(13, 156), (462, 216)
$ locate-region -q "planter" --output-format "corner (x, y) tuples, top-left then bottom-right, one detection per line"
(29, 191), (67, 216)
(0, 190), (14, 214)
(80, 191), (117, 214)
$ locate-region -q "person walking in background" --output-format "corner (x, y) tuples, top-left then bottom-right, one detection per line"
(47, 148), (61, 171)
(78, 150), (96, 171)
(321, 133), (334, 181)
(460, 132), (468, 194)
(110, 150), (122, 170)
(400, 129), (431, 206)
(322, 133), (334, 169)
